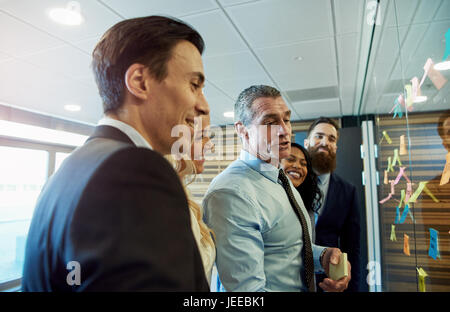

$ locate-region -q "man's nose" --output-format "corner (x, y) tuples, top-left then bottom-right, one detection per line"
(196, 93), (210, 116)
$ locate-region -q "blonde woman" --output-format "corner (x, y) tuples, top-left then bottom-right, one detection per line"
(166, 115), (216, 285)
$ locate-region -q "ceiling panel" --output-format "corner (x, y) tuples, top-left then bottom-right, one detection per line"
(19, 45), (92, 80)
(336, 34), (359, 115)
(217, 0), (262, 7)
(182, 10), (248, 57)
(0, 0), (122, 44)
(101, 0), (218, 18)
(255, 38), (338, 91)
(225, 0), (333, 48)
(0, 10), (65, 57)
(333, 0), (364, 35)
(292, 98), (340, 120)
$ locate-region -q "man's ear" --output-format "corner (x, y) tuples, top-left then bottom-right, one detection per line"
(304, 137), (309, 148)
(124, 63), (149, 101)
(235, 121), (249, 141)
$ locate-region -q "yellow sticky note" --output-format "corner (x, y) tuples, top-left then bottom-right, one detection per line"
(405, 84), (413, 107)
(417, 267), (428, 292)
(392, 148), (402, 167)
(384, 170), (388, 185)
(383, 131), (392, 144)
(329, 253), (348, 281)
(400, 135), (407, 155)
(423, 185), (439, 203)
(407, 181), (427, 204)
(387, 156), (394, 172)
(390, 225), (397, 241)
(440, 152), (450, 186)
(404, 234), (410, 256)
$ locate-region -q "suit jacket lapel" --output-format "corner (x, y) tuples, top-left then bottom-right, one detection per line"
(86, 125), (135, 146)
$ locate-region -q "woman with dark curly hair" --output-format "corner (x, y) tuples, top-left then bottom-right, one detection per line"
(281, 142), (323, 240)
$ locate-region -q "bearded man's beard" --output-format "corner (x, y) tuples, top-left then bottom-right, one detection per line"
(308, 146), (337, 174)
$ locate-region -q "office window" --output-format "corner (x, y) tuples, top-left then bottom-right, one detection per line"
(0, 146), (48, 284)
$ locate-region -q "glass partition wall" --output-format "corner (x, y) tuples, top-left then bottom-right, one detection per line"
(360, 0), (450, 291)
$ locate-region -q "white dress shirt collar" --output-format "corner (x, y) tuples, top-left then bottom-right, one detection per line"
(97, 116), (152, 150)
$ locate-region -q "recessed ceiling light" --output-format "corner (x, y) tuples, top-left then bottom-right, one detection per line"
(293, 56), (303, 61)
(413, 96), (428, 103)
(224, 111), (234, 118)
(64, 104), (81, 112)
(48, 1), (84, 26)
(434, 60), (450, 71)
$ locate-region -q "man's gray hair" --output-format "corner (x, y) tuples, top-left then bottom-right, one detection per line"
(234, 85), (281, 125)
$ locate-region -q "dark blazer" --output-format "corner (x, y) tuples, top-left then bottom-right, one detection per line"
(22, 125), (209, 291)
(315, 173), (361, 292)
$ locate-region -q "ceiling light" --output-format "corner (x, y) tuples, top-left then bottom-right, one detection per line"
(293, 56), (303, 61)
(48, 1), (84, 26)
(64, 104), (81, 112)
(224, 111), (234, 118)
(413, 96), (428, 103)
(434, 60), (450, 71)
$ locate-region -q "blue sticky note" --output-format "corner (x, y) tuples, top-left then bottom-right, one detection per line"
(399, 204), (409, 224)
(393, 103), (403, 119)
(443, 28), (450, 61)
(429, 228), (440, 260)
(394, 206), (400, 224)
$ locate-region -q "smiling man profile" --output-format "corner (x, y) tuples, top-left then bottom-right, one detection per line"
(22, 16), (210, 291)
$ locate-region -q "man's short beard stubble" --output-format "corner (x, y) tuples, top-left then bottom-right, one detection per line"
(308, 146), (337, 174)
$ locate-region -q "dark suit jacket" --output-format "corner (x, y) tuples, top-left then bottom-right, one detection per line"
(22, 125), (209, 291)
(315, 173), (361, 292)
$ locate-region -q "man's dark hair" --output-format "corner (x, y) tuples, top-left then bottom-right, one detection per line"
(306, 117), (340, 138)
(92, 15), (205, 113)
(437, 109), (450, 139)
(234, 85), (281, 126)
(290, 142), (323, 213)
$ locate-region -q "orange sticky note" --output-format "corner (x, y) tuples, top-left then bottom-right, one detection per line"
(384, 170), (388, 185)
(404, 234), (410, 256)
(400, 135), (407, 155)
(440, 152), (450, 186)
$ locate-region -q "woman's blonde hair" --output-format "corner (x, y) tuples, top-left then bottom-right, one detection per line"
(165, 155), (216, 249)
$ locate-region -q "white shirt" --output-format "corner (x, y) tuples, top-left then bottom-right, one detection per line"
(97, 116), (152, 150)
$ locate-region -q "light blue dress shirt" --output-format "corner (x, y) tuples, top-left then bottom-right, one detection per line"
(203, 150), (327, 292)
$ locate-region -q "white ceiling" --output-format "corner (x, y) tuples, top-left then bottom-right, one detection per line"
(0, 0), (448, 127)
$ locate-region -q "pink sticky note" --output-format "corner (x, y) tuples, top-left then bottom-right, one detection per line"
(419, 58), (433, 87)
(379, 193), (392, 204)
(394, 167), (406, 185)
(411, 77), (419, 100)
(390, 180), (395, 194)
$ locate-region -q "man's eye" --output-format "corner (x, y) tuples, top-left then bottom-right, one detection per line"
(191, 82), (200, 89)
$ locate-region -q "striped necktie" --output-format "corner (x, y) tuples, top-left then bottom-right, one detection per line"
(278, 169), (315, 292)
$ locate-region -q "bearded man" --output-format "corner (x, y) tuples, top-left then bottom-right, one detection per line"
(304, 117), (361, 292)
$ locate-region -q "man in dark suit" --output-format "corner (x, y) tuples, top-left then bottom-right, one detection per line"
(304, 117), (361, 292)
(22, 16), (210, 291)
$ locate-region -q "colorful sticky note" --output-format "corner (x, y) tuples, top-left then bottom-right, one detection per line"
(400, 135), (407, 155)
(405, 84), (413, 107)
(384, 170), (388, 185)
(393, 103), (403, 119)
(394, 206), (400, 224)
(428, 228), (441, 260)
(417, 268), (428, 292)
(421, 58), (448, 90)
(392, 149), (403, 167)
(399, 204), (410, 224)
(407, 181), (427, 204)
(411, 77), (420, 101)
(405, 182), (412, 204)
(394, 167), (406, 185)
(390, 225), (397, 241)
(387, 156), (394, 172)
(404, 234), (410, 256)
(382, 131), (392, 144)
(442, 28), (450, 61)
(440, 152), (450, 186)
(379, 193), (392, 204)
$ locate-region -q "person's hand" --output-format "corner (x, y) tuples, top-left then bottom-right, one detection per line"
(319, 248), (351, 292)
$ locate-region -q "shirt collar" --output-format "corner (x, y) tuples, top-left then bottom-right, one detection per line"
(97, 116), (153, 150)
(239, 149), (280, 183)
(318, 172), (331, 185)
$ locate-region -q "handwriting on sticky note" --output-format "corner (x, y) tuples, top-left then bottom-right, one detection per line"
(440, 152), (450, 186)
(404, 234), (410, 256)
